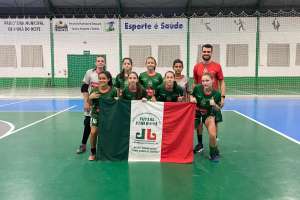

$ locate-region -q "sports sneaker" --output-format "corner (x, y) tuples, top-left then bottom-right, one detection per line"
(88, 154), (96, 161)
(76, 145), (86, 154)
(209, 154), (220, 162)
(193, 144), (204, 154)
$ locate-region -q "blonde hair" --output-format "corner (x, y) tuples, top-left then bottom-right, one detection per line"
(145, 56), (157, 66)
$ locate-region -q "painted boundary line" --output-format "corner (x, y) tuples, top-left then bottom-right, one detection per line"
(0, 120), (15, 137)
(0, 100), (30, 108)
(0, 105), (77, 140)
(228, 110), (300, 145)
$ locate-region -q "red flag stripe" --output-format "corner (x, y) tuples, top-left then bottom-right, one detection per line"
(160, 102), (195, 163)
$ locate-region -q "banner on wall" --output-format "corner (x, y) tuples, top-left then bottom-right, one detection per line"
(0, 18), (50, 33)
(190, 17), (256, 33)
(52, 18), (118, 33)
(121, 18), (187, 33)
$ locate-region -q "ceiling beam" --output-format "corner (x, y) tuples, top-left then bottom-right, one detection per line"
(116, 0), (123, 16)
(185, 0), (193, 16)
(256, 0), (263, 10)
(43, 0), (55, 17)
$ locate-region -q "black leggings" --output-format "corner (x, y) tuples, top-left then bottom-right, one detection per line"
(81, 116), (91, 144)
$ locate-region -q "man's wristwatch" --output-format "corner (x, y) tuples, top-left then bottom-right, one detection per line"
(221, 95), (226, 99)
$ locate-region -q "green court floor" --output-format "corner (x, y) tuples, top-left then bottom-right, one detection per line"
(0, 111), (299, 200)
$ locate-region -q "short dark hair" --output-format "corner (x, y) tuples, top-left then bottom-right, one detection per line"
(172, 59), (183, 68)
(202, 44), (213, 51)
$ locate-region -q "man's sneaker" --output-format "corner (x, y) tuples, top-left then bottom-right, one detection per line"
(88, 154), (96, 161)
(193, 144), (204, 154)
(76, 145), (86, 154)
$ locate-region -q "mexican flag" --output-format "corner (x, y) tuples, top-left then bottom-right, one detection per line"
(97, 99), (195, 163)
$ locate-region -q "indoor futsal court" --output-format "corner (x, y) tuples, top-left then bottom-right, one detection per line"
(0, 97), (299, 200)
(1, 0), (300, 200)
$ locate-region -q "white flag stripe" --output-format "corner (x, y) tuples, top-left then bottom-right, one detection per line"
(128, 101), (164, 162)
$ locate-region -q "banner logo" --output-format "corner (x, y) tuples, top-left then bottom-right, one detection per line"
(55, 20), (68, 31)
(136, 128), (156, 141)
(132, 112), (161, 144)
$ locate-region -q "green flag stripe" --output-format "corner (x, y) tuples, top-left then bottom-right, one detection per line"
(97, 99), (131, 161)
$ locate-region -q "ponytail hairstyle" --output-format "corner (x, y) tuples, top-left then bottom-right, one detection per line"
(129, 71), (144, 100)
(164, 71), (178, 91)
(145, 56), (157, 70)
(202, 72), (213, 80)
(99, 71), (113, 87)
(119, 57), (133, 79)
(96, 56), (106, 71)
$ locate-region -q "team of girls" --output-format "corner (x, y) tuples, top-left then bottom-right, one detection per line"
(83, 56), (222, 161)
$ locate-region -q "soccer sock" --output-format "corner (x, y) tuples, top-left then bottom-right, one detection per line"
(91, 148), (96, 155)
(197, 134), (203, 145)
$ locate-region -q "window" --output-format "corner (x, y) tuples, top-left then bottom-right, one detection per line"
(226, 44), (248, 67)
(295, 44), (300, 66)
(21, 45), (44, 67)
(158, 45), (180, 67)
(267, 44), (289, 67)
(0, 45), (17, 67)
(129, 45), (152, 68)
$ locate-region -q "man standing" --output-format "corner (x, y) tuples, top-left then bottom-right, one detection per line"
(76, 56), (106, 154)
(193, 44), (226, 153)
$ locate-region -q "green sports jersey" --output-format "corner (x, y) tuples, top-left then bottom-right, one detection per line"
(139, 72), (163, 90)
(192, 84), (221, 116)
(90, 87), (117, 120)
(114, 73), (128, 90)
(155, 84), (183, 102)
(121, 86), (147, 100)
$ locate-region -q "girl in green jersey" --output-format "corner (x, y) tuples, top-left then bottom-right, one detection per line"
(88, 71), (117, 161)
(115, 57), (133, 96)
(139, 56), (163, 101)
(121, 72), (147, 100)
(155, 71), (184, 102)
(190, 72), (222, 162)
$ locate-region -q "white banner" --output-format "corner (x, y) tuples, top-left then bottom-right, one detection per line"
(122, 18), (187, 33)
(128, 101), (164, 162)
(53, 18), (118, 33)
(0, 18), (50, 34)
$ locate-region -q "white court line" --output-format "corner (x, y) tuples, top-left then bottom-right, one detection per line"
(231, 110), (300, 145)
(0, 120), (15, 135)
(0, 100), (30, 108)
(0, 105), (77, 140)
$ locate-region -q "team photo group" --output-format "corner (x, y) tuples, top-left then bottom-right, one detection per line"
(76, 44), (226, 162)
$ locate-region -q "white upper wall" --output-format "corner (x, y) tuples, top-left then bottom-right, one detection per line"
(259, 17), (300, 76)
(190, 17), (257, 77)
(0, 18), (51, 77)
(52, 18), (119, 77)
